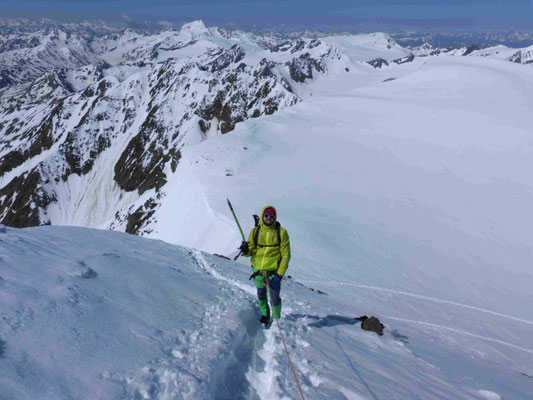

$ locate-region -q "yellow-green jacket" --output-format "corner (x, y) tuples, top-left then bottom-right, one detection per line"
(244, 205), (291, 276)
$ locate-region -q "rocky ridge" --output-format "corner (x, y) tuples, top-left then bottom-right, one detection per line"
(0, 21), (345, 233)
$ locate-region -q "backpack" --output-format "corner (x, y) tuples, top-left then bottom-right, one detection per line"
(252, 215), (281, 248)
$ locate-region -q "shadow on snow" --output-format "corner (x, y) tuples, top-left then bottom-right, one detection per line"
(286, 314), (362, 328)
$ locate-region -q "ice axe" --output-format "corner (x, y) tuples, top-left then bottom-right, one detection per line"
(227, 198), (246, 260)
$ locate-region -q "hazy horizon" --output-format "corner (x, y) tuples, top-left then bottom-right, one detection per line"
(1, 0), (533, 33)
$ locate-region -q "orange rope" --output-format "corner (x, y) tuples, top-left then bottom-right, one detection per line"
(263, 272), (305, 400)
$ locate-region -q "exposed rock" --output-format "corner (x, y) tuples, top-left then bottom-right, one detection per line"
(125, 198), (159, 235)
(291, 39), (306, 54)
(393, 54), (415, 65)
(356, 315), (385, 336)
(508, 48), (533, 64)
(285, 275), (328, 295)
(462, 45), (480, 56)
(307, 39), (321, 49)
(367, 58), (389, 69)
(286, 52), (325, 83)
(114, 108), (182, 194)
(0, 169), (53, 227)
(270, 41), (292, 52)
(0, 99), (63, 176)
(206, 44), (245, 73)
(198, 119), (210, 133)
(196, 67), (298, 134)
(510, 51), (524, 64)
(253, 58), (276, 79)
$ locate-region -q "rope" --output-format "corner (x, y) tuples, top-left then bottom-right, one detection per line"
(262, 272), (305, 400)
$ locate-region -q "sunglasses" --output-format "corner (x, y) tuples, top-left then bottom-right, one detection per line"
(263, 214), (276, 219)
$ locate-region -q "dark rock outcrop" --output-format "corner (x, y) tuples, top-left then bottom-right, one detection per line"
(508, 49), (533, 64)
(206, 44), (245, 73)
(114, 107), (182, 195)
(286, 53), (325, 83)
(367, 58), (389, 69)
(0, 99), (63, 176)
(125, 198), (158, 235)
(356, 315), (385, 336)
(0, 169), (53, 227)
(393, 54), (415, 65)
(462, 45), (480, 56)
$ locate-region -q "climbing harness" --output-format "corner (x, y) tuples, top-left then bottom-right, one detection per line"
(249, 270), (261, 280)
(262, 271), (305, 400)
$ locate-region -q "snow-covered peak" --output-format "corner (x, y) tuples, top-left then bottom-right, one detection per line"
(322, 32), (408, 62)
(355, 32), (398, 47)
(409, 42), (438, 56)
(180, 19), (210, 38)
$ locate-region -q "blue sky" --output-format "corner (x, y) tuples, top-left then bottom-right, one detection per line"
(2, 0), (532, 31)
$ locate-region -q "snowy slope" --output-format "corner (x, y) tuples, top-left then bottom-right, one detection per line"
(321, 33), (408, 63)
(2, 22), (533, 399)
(2, 225), (530, 399)
(140, 53), (533, 398)
(0, 27), (103, 91)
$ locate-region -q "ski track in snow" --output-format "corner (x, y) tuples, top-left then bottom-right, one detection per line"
(301, 279), (533, 327)
(383, 316), (533, 356)
(333, 328), (379, 400)
(190, 249), (255, 296)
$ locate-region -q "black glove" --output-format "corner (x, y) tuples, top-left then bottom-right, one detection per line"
(239, 241), (249, 255)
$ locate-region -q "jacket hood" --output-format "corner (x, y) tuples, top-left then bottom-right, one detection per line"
(260, 205), (277, 228)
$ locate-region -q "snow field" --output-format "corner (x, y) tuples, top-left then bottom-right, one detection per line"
(0, 226), (334, 399)
(3, 225), (518, 399)
(140, 52), (533, 398)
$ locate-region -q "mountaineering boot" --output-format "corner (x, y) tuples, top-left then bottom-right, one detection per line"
(259, 305), (270, 324)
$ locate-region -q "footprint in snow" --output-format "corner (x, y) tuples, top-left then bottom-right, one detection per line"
(81, 268), (98, 279)
(101, 252), (120, 259)
(76, 260), (98, 279)
(391, 329), (409, 344)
